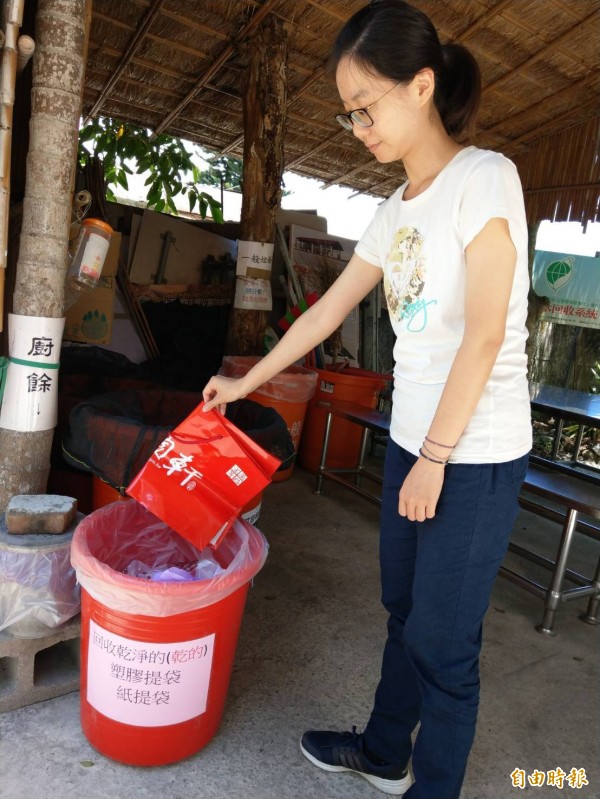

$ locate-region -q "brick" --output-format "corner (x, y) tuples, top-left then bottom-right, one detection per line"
(6, 495), (78, 535)
(0, 616), (80, 712)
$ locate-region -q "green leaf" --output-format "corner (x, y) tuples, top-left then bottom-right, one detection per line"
(116, 170), (129, 190)
(211, 203), (224, 224)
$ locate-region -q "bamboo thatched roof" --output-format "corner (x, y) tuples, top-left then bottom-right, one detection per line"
(83, 0), (600, 224)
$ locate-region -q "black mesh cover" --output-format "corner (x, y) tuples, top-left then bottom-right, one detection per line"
(62, 390), (295, 490)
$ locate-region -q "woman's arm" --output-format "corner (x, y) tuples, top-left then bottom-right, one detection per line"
(202, 253), (382, 411)
(399, 216), (518, 521)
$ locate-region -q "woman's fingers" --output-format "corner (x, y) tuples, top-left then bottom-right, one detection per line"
(202, 375), (244, 413)
(398, 459), (444, 521)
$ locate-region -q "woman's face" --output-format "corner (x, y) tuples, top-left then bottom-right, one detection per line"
(335, 57), (426, 164)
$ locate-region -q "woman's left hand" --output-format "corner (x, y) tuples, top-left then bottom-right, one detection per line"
(399, 458), (445, 521)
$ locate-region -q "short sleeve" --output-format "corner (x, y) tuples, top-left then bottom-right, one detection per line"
(354, 199), (389, 268)
(457, 154), (526, 250)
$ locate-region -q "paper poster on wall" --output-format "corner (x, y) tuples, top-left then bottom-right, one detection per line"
(289, 225), (360, 366)
(234, 276), (273, 311)
(236, 240), (274, 279)
(87, 620), (215, 727)
(0, 314), (65, 432)
(532, 250), (600, 329)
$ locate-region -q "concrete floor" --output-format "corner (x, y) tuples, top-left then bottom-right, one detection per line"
(0, 464), (598, 799)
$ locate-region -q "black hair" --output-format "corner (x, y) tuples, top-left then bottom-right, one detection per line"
(331, 0), (481, 137)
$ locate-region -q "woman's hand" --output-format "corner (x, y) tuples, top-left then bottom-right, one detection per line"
(399, 457), (445, 521)
(202, 375), (247, 414)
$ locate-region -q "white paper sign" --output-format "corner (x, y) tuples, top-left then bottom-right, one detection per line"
(234, 276), (273, 311)
(0, 314), (65, 432)
(236, 240), (274, 279)
(87, 620), (215, 727)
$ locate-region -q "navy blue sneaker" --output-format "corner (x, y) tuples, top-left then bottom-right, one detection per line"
(300, 727), (412, 795)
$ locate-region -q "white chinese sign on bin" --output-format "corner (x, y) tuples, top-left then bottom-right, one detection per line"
(87, 620), (215, 727)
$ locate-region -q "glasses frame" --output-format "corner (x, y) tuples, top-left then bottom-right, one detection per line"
(335, 82), (400, 131)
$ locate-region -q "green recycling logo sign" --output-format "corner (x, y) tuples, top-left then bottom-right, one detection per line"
(533, 249), (600, 330)
(545, 256), (574, 292)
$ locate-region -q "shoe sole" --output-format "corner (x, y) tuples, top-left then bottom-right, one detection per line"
(300, 740), (412, 796)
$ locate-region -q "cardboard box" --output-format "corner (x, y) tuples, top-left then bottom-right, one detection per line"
(64, 232), (121, 345)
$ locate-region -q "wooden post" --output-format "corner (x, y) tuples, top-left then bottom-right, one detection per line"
(227, 14), (288, 355)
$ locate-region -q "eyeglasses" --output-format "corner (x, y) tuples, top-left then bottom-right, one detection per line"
(335, 83), (400, 131)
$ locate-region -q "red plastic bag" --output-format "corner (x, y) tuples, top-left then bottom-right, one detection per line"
(127, 402), (280, 549)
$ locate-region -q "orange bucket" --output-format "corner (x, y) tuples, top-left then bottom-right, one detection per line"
(247, 392), (308, 481)
(92, 476), (131, 509)
(297, 367), (390, 472)
(220, 356), (318, 481)
(240, 491), (263, 526)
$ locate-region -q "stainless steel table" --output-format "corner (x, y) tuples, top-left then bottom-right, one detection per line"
(529, 382), (600, 480)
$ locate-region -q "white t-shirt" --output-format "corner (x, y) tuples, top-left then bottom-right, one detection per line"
(355, 146), (532, 463)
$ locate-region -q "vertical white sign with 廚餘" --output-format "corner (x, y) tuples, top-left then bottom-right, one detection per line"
(0, 314), (65, 432)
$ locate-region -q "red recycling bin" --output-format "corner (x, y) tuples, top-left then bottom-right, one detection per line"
(71, 501), (268, 766)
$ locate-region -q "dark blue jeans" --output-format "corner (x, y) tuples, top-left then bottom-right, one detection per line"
(364, 441), (529, 799)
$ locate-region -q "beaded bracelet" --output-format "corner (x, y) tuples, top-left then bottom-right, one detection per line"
(424, 435), (456, 450)
(419, 447), (448, 465)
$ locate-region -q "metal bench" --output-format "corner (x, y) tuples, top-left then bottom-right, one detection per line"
(314, 399), (390, 505)
(502, 462), (600, 635)
(314, 399), (600, 635)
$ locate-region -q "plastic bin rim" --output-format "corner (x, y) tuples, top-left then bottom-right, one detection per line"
(71, 505), (267, 597)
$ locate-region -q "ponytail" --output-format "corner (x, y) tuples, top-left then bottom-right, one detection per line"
(436, 43), (481, 137)
(332, 0), (482, 138)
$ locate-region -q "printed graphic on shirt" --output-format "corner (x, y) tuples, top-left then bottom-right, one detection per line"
(384, 226), (435, 332)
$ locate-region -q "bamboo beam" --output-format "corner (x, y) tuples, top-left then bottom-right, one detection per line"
(84, 0), (165, 122)
(16, 33), (34, 73)
(301, 0), (348, 22)
(453, 0), (513, 42)
(482, 10), (600, 97)
(480, 72), (600, 138)
(0, 0), (25, 332)
(286, 129), (346, 170)
(524, 182), (600, 195)
(502, 96), (599, 154)
(500, 6), (595, 71)
(128, 0), (229, 41)
(221, 64), (326, 155)
(154, 0), (279, 136)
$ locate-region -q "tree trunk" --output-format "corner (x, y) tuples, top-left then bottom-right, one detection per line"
(0, 0), (89, 512)
(227, 14), (288, 355)
(524, 221), (549, 381)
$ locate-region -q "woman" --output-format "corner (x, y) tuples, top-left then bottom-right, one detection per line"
(203, 2), (532, 797)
